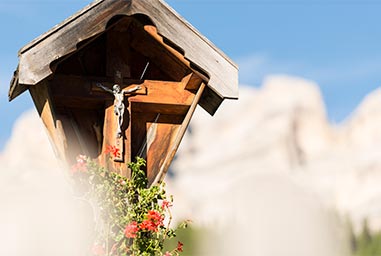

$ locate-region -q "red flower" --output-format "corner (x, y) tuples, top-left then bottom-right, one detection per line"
(124, 221), (139, 238)
(177, 241), (184, 252)
(91, 244), (105, 255)
(147, 210), (164, 223)
(139, 210), (164, 232)
(105, 145), (120, 158)
(140, 219), (159, 232)
(164, 252), (172, 256)
(161, 200), (172, 209)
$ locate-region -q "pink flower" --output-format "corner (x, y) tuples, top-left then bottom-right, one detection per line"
(164, 252), (172, 256)
(124, 221), (139, 238)
(105, 145), (120, 158)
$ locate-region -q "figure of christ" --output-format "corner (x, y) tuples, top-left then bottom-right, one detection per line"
(96, 83), (141, 138)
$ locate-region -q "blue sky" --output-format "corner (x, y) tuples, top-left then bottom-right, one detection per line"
(1, 0), (381, 150)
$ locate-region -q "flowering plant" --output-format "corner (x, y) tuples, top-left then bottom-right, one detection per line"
(71, 154), (187, 256)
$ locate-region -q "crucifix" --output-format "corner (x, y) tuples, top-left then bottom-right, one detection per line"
(95, 69), (148, 163)
(96, 83), (141, 138)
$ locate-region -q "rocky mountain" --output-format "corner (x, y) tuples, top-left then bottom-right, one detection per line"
(169, 75), (381, 254)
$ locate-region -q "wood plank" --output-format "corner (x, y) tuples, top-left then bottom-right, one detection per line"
(29, 81), (68, 166)
(104, 19), (134, 167)
(50, 74), (145, 96)
(55, 112), (83, 166)
(47, 107), (102, 166)
(18, 0), (132, 86)
(91, 84), (147, 96)
(9, 73), (28, 101)
(99, 101), (130, 177)
(129, 22), (189, 82)
(130, 112), (184, 185)
(69, 109), (102, 158)
(54, 97), (106, 109)
(142, 24), (209, 84)
(145, 117), (183, 184)
(129, 80), (195, 106)
(131, 102), (189, 115)
(50, 74), (196, 111)
(198, 86), (224, 116)
(106, 18), (132, 78)
(152, 82), (206, 185)
(181, 72), (203, 90)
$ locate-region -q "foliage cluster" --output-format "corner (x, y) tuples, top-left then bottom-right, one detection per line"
(71, 154), (187, 256)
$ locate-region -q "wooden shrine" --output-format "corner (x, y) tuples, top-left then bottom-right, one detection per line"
(9, 0), (238, 185)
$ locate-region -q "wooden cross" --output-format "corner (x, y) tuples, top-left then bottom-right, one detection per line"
(94, 71), (146, 162)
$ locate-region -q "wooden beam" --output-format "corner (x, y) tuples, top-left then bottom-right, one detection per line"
(181, 72), (203, 90)
(29, 80), (68, 166)
(106, 18), (132, 79)
(151, 82), (206, 186)
(129, 21), (190, 82)
(131, 102), (189, 116)
(129, 80), (195, 106)
(52, 79), (195, 111)
(99, 100), (131, 177)
(91, 84), (147, 96)
(142, 24), (209, 84)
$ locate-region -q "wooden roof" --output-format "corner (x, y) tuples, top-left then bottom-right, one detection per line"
(9, 0), (238, 115)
